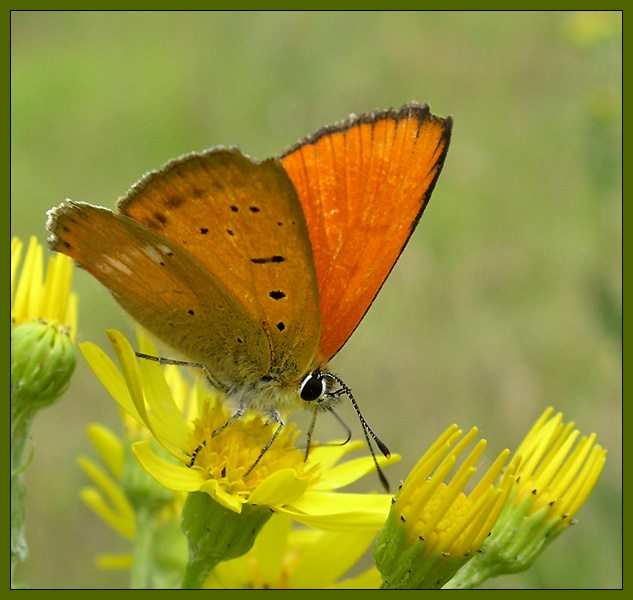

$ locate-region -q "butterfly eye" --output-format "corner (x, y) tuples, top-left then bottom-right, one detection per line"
(299, 371), (325, 402)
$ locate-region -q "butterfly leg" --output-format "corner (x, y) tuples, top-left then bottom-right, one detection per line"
(244, 409), (285, 476)
(212, 401), (247, 437)
(188, 402), (248, 467)
(304, 410), (318, 461)
(134, 351), (228, 392)
(188, 440), (206, 467)
(190, 406), (284, 475)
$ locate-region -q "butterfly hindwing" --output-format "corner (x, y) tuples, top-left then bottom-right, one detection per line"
(47, 201), (277, 386)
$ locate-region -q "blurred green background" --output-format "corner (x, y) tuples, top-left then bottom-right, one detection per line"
(11, 11), (621, 589)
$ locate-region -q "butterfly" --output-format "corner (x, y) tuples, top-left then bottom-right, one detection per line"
(46, 102), (452, 487)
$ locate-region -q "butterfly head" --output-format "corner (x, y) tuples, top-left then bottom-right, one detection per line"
(298, 369), (337, 409)
(298, 368), (392, 491)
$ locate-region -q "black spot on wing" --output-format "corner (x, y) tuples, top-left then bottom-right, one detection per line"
(269, 291), (286, 300)
(165, 196), (185, 209)
(141, 212), (168, 230)
(250, 255), (285, 264)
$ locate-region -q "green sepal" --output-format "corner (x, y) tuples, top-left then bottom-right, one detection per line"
(180, 492), (272, 589)
(11, 320), (76, 413)
(446, 485), (570, 588)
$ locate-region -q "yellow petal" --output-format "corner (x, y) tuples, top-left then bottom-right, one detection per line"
(79, 487), (134, 540)
(10, 237), (23, 307)
(42, 252), (74, 325)
(287, 528), (377, 588)
(80, 342), (144, 425)
(86, 424), (124, 479)
(312, 454), (400, 491)
(106, 330), (153, 428)
(334, 567), (383, 589)
(77, 456), (134, 523)
(198, 478), (244, 513)
(204, 554), (251, 588)
(131, 440), (205, 492)
(106, 330), (191, 455)
(306, 440), (365, 471)
(135, 332), (194, 449)
(279, 491), (391, 530)
(96, 553), (134, 570)
(12, 236), (43, 324)
(252, 515), (292, 583)
(249, 469), (311, 506)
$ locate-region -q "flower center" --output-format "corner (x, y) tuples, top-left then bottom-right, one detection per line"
(188, 398), (318, 495)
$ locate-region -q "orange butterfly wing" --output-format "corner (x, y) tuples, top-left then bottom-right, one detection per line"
(47, 150), (322, 387)
(46, 201), (275, 382)
(116, 149), (321, 380)
(281, 103), (452, 363)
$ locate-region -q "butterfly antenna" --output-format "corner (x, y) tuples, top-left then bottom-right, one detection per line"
(324, 373), (391, 492)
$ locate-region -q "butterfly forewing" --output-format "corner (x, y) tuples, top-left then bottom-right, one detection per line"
(281, 103), (452, 363)
(116, 149), (321, 382)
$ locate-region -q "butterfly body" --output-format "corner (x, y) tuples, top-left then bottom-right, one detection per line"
(47, 103), (452, 465)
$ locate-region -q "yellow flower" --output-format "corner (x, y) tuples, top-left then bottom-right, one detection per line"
(80, 328), (400, 587)
(205, 513), (382, 589)
(11, 236), (79, 577)
(11, 236), (78, 408)
(11, 236), (77, 337)
(446, 407), (607, 588)
(510, 407), (607, 529)
(79, 424), (136, 542)
(374, 425), (516, 589)
(80, 328), (399, 527)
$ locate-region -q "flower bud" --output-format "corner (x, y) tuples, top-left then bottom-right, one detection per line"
(11, 320), (76, 413)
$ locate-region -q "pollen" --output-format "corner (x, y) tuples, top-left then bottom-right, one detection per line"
(188, 399), (317, 495)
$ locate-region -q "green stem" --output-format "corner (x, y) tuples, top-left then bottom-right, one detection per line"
(11, 404), (36, 583)
(181, 555), (222, 590)
(443, 559), (499, 589)
(129, 506), (157, 589)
